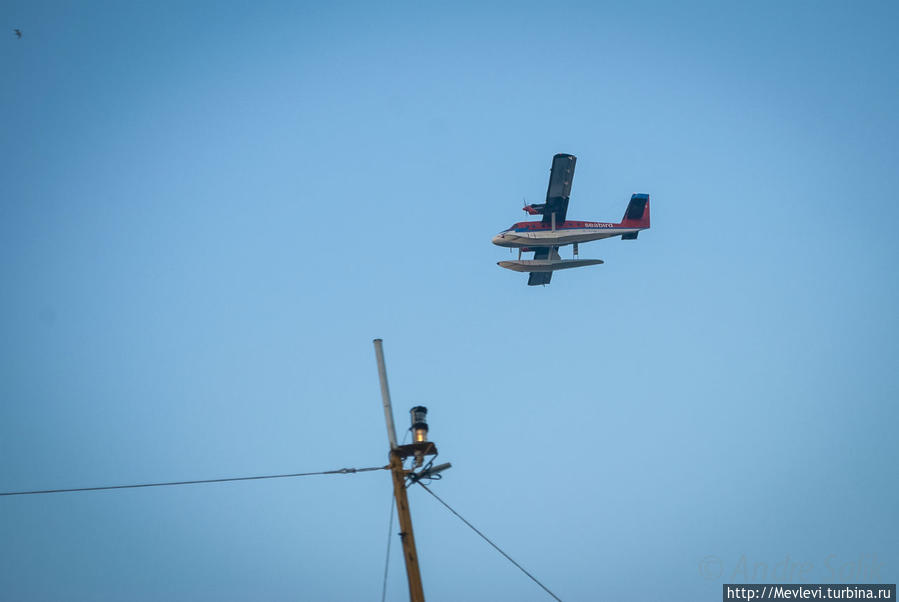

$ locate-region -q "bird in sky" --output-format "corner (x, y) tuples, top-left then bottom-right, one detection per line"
(14, 28), (22, 39)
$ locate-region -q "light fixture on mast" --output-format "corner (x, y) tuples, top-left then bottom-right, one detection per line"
(411, 406), (428, 443)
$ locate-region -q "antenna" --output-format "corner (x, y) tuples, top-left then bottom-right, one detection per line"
(373, 339), (398, 449)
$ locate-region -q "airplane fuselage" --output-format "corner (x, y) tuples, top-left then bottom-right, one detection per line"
(492, 220), (643, 248)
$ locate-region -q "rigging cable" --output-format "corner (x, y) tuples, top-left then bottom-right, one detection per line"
(0, 465), (388, 497)
(417, 482), (563, 602)
(381, 425), (409, 600)
(381, 426), (412, 602)
(380, 491), (396, 602)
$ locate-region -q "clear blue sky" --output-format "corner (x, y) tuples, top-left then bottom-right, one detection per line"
(2, 2), (897, 600)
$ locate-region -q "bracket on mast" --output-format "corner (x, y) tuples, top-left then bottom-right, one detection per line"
(393, 441), (438, 460)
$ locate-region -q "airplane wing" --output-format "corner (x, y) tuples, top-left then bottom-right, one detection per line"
(542, 154), (576, 224)
(528, 272), (552, 286)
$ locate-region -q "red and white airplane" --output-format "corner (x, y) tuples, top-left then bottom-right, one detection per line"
(492, 153), (650, 285)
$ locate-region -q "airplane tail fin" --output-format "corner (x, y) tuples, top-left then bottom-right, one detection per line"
(620, 193), (650, 229)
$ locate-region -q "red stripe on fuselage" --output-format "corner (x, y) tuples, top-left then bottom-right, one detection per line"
(511, 220), (620, 231)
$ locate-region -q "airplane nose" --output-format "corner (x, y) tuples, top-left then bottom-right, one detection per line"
(492, 233), (505, 245)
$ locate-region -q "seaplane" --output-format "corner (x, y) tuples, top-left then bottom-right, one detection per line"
(492, 153), (650, 286)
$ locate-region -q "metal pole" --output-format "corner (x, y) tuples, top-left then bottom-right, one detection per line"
(373, 339), (398, 449)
